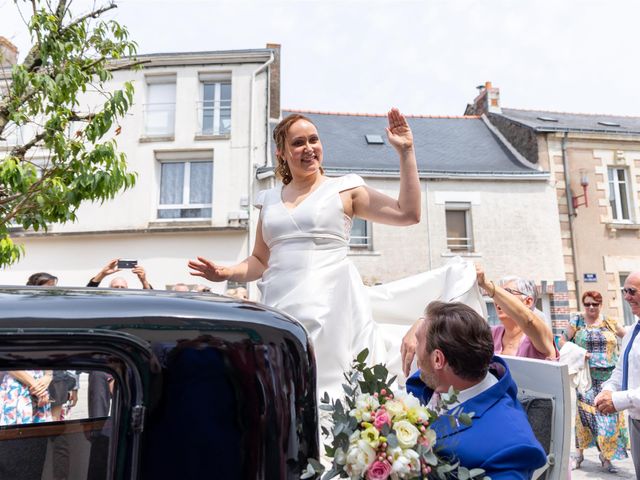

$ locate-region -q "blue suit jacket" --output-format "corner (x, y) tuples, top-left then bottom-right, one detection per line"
(406, 356), (547, 480)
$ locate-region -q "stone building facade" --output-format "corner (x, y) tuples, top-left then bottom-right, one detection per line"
(468, 82), (640, 327)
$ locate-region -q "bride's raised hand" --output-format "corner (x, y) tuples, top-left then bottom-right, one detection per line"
(188, 256), (232, 282)
(385, 107), (413, 153)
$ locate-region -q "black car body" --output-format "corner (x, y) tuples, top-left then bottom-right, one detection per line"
(0, 287), (319, 479)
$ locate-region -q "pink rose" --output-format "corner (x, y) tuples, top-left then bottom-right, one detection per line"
(367, 460), (392, 480)
(373, 409), (391, 430)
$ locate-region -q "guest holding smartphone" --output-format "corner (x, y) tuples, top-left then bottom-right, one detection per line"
(87, 258), (153, 289)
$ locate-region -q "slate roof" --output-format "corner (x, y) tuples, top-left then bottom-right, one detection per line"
(281, 110), (545, 178)
(497, 108), (640, 135)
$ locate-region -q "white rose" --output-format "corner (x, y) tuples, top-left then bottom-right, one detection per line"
(349, 430), (361, 444)
(355, 393), (380, 411)
(351, 393), (379, 422)
(391, 451), (411, 476)
(405, 448), (421, 472)
(335, 447), (347, 465)
(345, 440), (376, 477)
(395, 389), (421, 409)
(394, 420), (420, 449)
(391, 448), (420, 476)
(384, 400), (405, 419)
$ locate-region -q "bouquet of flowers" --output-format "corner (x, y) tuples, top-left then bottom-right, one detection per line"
(302, 349), (488, 480)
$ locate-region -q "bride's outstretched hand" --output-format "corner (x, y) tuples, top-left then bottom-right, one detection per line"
(188, 256), (232, 282)
(386, 107), (413, 153)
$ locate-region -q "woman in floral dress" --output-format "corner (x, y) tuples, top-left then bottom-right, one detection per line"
(565, 290), (628, 473)
(0, 370), (53, 425)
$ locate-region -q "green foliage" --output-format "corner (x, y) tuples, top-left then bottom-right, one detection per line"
(0, 0), (138, 267)
(307, 350), (490, 480)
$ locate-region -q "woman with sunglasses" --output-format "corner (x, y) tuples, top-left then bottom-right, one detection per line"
(564, 290), (628, 473)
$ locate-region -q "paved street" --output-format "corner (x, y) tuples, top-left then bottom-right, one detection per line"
(569, 390), (635, 479)
(571, 447), (635, 479)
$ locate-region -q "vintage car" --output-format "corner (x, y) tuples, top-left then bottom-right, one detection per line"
(0, 286), (570, 480)
(0, 287), (319, 479)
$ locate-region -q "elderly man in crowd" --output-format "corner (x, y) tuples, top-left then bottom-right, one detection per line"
(87, 258), (152, 289)
(406, 301), (547, 479)
(596, 271), (640, 477)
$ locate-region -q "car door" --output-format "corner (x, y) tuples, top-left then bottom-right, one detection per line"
(0, 328), (154, 480)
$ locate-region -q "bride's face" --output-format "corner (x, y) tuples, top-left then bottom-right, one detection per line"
(281, 120), (323, 179)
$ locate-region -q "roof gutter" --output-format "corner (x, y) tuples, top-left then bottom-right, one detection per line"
(323, 167), (549, 181)
(246, 51), (274, 298)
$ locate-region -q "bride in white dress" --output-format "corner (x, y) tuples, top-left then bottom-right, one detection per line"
(188, 108), (421, 398)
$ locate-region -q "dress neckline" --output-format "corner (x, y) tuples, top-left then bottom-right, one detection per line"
(279, 177), (330, 213)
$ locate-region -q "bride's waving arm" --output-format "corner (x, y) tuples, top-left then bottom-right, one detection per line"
(349, 108), (421, 225)
(188, 218), (270, 283)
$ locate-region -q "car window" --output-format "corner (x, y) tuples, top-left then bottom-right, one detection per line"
(0, 369), (118, 480)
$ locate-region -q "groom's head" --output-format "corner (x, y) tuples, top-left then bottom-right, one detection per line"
(416, 301), (494, 391)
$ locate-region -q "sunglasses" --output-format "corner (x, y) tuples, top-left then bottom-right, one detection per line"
(622, 287), (638, 296)
(583, 302), (601, 308)
(504, 287), (527, 297)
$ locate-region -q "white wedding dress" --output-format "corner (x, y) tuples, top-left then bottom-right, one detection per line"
(256, 174), (385, 399)
(255, 174), (486, 399)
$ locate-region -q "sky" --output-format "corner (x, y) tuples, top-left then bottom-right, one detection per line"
(1, 0), (639, 117)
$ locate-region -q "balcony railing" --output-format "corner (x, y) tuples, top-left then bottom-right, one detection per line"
(446, 236), (473, 252)
(143, 103), (176, 137)
(196, 100), (231, 136)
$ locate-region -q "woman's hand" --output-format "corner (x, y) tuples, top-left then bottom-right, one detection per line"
(35, 389), (50, 406)
(401, 317), (424, 377)
(29, 373), (52, 398)
(386, 108), (413, 153)
(475, 264), (492, 292)
(188, 257), (233, 282)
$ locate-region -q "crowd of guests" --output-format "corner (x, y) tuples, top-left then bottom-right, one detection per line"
(7, 258), (640, 478)
(0, 259), (248, 430)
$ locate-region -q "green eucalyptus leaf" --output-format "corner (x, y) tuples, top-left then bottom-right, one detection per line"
(356, 348), (369, 364)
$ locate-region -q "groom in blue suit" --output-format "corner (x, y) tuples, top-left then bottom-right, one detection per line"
(406, 301), (547, 480)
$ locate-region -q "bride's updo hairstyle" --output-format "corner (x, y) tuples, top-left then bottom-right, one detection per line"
(273, 113), (324, 185)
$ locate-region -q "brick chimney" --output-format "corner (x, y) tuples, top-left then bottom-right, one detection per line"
(464, 81), (501, 116)
(0, 36), (18, 67)
(266, 43), (281, 120)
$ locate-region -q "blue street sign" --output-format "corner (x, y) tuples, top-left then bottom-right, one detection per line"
(584, 273), (597, 282)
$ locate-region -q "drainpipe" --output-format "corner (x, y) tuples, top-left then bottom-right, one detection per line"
(424, 178), (432, 270)
(246, 52), (274, 299)
(562, 132), (581, 304)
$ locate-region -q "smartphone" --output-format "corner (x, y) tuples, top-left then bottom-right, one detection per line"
(117, 259), (138, 269)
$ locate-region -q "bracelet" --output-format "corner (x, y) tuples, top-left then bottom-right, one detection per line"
(488, 280), (496, 298)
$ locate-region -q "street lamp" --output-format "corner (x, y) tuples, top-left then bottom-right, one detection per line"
(572, 169), (589, 209)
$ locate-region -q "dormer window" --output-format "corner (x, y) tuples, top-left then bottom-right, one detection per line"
(365, 134), (384, 145)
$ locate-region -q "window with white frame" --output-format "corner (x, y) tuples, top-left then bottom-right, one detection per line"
(144, 76), (176, 137)
(349, 218), (372, 248)
(157, 151), (213, 219)
(608, 167), (632, 221)
(445, 202), (473, 252)
(198, 74), (231, 136)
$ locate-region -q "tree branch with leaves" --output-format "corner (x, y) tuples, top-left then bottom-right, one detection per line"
(0, 0), (139, 266)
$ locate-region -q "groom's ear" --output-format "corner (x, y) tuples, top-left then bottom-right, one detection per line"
(432, 349), (446, 370)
